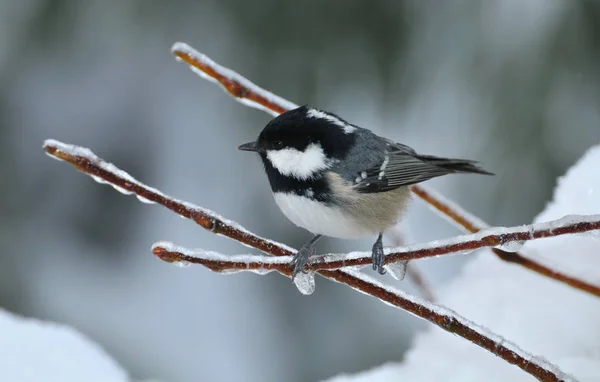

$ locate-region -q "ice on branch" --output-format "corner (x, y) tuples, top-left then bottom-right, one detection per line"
(0, 308), (128, 382)
(171, 42), (298, 116)
(326, 144), (600, 381)
(151, 211), (600, 273)
(152, 241), (291, 275)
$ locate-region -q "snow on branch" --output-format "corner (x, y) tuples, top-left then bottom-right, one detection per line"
(152, 210), (600, 272)
(44, 138), (573, 381)
(171, 41), (600, 299)
(171, 42), (298, 116)
(412, 185), (600, 298)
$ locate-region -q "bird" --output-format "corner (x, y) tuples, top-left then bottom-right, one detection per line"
(238, 106), (492, 279)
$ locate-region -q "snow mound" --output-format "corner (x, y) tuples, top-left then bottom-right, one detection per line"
(0, 308), (128, 382)
(325, 145), (600, 382)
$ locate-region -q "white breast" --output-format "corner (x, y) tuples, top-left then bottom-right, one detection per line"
(273, 192), (374, 239)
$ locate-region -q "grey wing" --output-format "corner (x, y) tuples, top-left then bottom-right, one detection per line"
(353, 155), (447, 193)
(353, 140), (491, 193)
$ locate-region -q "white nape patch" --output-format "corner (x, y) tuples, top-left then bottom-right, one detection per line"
(266, 143), (331, 180)
(306, 108), (356, 134)
(273, 193), (374, 238)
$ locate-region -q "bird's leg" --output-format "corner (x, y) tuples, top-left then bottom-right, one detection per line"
(371, 232), (386, 274)
(291, 234), (323, 279)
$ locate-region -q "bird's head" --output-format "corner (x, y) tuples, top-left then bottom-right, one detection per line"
(238, 106), (356, 180)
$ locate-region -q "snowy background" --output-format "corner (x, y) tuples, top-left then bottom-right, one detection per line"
(1, 1), (600, 381)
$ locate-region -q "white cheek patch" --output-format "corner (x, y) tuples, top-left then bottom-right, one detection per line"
(306, 108), (356, 134)
(266, 143), (332, 180)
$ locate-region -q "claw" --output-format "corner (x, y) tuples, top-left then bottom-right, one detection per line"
(291, 244), (317, 279)
(372, 233), (386, 275)
(291, 235), (322, 280)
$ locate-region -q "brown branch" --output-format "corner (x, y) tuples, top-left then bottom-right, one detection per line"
(171, 42), (298, 116)
(150, 210), (600, 272)
(411, 185), (600, 298)
(44, 138), (572, 381)
(171, 42), (600, 300)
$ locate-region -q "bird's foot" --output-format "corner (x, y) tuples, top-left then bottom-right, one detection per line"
(291, 243), (317, 280)
(371, 236), (386, 275)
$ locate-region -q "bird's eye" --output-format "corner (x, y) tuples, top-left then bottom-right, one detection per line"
(273, 141), (284, 150)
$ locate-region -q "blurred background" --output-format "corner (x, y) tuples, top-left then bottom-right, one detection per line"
(1, 1), (599, 381)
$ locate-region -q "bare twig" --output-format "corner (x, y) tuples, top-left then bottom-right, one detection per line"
(44, 136), (573, 382)
(171, 41), (600, 299)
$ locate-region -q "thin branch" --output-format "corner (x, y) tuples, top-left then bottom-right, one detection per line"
(171, 42), (298, 116)
(152, 242), (291, 274)
(44, 138), (574, 382)
(150, 211), (600, 272)
(171, 41), (600, 299)
(411, 185), (600, 298)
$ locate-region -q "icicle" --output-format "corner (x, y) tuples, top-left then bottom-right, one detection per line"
(293, 272), (316, 295)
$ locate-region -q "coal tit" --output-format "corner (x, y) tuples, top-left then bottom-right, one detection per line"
(239, 106), (492, 278)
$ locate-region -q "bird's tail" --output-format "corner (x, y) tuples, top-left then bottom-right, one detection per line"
(417, 154), (494, 175)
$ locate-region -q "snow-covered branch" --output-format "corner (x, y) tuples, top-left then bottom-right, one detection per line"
(151, 210), (600, 272)
(171, 42), (298, 116)
(171, 41), (600, 299)
(412, 185), (600, 298)
(43, 138), (571, 381)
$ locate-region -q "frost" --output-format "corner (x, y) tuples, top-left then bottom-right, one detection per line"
(152, 241), (293, 265)
(136, 195), (155, 204)
(324, 144), (600, 381)
(172, 260), (190, 268)
(90, 175), (109, 185)
(385, 260), (408, 281)
(248, 267), (273, 276)
(293, 271), (316, 295)
(151, 241), (296, 276)
(494, 239), (525, 252)
(111, 184), (134, 195)
(171, 42), (299, 117)
(0, 308), (128, 382)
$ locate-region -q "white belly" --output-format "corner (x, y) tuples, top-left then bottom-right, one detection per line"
(273, 192), (374, 238)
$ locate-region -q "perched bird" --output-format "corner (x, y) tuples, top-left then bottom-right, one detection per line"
(239, 106), (492, 278)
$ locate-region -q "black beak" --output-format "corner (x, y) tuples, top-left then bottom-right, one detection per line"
(238, 141), (259, 152)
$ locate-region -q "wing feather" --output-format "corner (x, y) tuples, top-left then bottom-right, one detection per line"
(352, 141), (491, 193)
